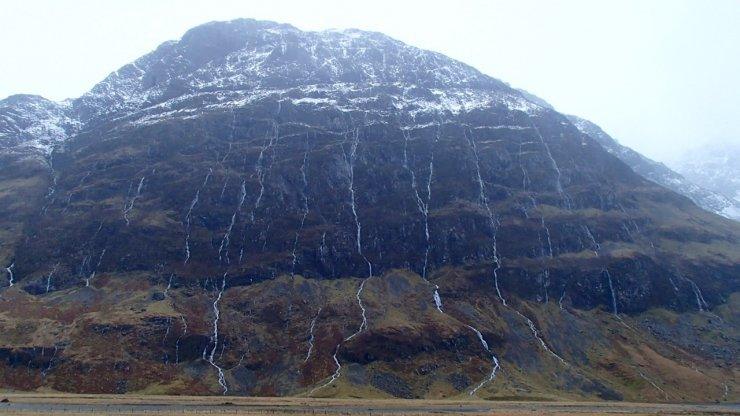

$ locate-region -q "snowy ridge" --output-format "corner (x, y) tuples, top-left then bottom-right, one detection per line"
(672, 142), (740, 220)
(2, 19), (543, 160)
(567, 115), (739, 221)
(0, 95), (80, 155)
(75, 19), (504, 119)
(119, 84), (541, 129)
(70, 18), (536, 126)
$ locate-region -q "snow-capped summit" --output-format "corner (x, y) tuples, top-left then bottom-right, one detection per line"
(72, 18), (521, 125)
(1, 18), (735, 224)
(2, 18), (536, 156)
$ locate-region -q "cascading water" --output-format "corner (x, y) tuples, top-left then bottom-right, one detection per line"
(122, 175), (145, 226)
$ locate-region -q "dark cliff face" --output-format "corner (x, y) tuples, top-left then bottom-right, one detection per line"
(0, 19), (738, 401)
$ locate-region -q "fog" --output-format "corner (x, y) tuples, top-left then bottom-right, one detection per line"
(1, 0), (737, 163)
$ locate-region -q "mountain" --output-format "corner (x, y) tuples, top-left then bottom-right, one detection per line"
(0, 94), (79, 165)
(672, 142), (740, 219)
(0, 19), (738, 401)
(566, 115), (740, 221)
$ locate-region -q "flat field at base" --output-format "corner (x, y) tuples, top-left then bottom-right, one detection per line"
(0, 394), (737, 415)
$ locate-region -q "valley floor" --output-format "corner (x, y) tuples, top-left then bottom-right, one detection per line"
(0, 394), (737, 415)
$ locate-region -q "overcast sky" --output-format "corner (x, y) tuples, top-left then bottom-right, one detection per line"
(1, 0), (738, 162)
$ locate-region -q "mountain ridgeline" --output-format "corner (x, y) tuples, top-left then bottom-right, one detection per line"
(566, 115), (740, 221)
(673, 141), (740, 220)
(0, 19), (738, 401)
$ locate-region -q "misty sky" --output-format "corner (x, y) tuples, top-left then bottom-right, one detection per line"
(1, 0), (738, 163)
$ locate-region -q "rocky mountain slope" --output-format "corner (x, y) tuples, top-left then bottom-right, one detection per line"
(566, 115), (740, 221)
(0, 19), (738, 401)
(672, 142), (740, 219)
